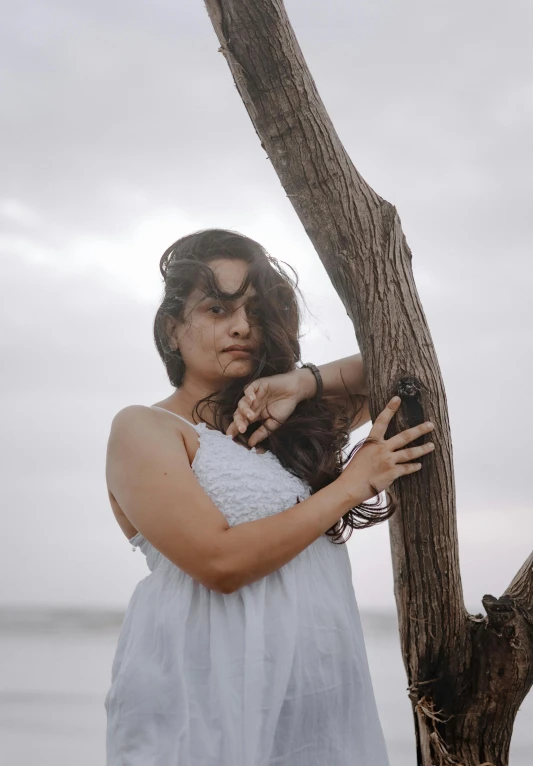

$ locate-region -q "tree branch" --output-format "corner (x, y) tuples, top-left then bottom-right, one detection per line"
(199, 1), (532, 761)
(503, 550), (533, 618)
(203, 0), (467, 703)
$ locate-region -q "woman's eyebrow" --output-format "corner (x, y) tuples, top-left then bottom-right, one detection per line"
(203, 292), (258, 302)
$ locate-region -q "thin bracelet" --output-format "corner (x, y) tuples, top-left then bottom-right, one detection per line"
(300, 362), (323, 401)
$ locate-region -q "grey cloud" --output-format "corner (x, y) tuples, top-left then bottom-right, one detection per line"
(1, 0), (531, 608)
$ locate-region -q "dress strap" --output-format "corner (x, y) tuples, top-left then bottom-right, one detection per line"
(150, 405), (201, 432)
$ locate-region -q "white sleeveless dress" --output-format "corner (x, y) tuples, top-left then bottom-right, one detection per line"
(104, 405), (390, 766)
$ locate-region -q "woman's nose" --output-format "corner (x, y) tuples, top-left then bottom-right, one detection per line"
(230, 307), (252, 334)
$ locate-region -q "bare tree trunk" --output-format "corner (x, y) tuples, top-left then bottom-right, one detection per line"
(201, 1), (533, 763)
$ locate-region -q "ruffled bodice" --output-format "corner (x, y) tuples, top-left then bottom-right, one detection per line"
(128, 417), (312, 572)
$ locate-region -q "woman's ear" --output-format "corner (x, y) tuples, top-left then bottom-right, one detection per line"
(164, 316), (179, 350)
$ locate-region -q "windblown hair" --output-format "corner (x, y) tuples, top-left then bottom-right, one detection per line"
(153, 228), (396, 543)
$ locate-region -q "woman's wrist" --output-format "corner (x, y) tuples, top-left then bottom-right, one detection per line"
(289, 367), (318, 401)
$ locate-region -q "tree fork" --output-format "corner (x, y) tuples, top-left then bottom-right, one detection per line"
(201, 1), (533, 762)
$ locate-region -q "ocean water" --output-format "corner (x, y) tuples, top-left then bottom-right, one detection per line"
(1, 607), (531, 765)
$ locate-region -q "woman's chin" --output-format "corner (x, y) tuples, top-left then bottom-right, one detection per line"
(222, 360), (252, 375)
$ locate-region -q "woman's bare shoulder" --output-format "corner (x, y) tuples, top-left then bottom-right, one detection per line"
(105, 405), (190, 541)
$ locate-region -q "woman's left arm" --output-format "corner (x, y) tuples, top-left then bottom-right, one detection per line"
(290, 354), (371, 430)
(228, 354), (371, 442)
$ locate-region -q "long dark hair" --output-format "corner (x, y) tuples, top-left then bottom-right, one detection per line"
(153, 228), (396, 543)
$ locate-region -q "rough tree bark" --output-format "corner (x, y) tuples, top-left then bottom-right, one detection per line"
(201, 1), (533, 764)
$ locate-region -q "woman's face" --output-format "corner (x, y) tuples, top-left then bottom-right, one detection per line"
(171, 258), (264, 386)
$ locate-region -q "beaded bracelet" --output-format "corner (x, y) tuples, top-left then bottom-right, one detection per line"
(300, 362), (323, 401)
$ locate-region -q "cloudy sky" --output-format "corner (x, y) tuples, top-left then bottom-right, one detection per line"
(2, 0), (532, 612)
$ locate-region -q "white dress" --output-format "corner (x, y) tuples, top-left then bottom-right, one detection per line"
(104, 405), (390, 766)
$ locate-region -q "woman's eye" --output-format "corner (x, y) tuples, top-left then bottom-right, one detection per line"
(208, 305), (225, 315)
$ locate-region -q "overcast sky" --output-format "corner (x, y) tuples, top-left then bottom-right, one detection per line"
(2, 0), (532, 612)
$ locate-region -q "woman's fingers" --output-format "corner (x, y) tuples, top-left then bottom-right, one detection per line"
(226, 382), (270, 438)
(387, 421), (435, 451)
(248, 421), (274, 447)
(228, 408), (248, 435)
(230, 396), (255, 434)
(238, 396), (256, 421)
(394, 442), (435, 463)
(226, 407), (245, 436)
(244, 380), (265, 405)
(244, 383), (258, 402)
(368, 397), (435, 452)
(230, 384), (269, 435)
(226, 392), (260, 436)
(248, 427), (267, 448)
(369, 397), (402, 441)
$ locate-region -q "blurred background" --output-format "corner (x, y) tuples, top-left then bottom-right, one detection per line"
(1, 0), (532, 763)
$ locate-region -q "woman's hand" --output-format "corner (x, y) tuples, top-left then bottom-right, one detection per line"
(225, 370), (307, 447)
(337, 396), (436, 504)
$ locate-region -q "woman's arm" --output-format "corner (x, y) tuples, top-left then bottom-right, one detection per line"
(228, 354), (371, 441)
(293, 354), (369, 399)
(292, 354), (371, 430)
(219, 476), (367, 593)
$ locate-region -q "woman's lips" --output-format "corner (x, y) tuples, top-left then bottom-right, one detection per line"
(225, 349), (252, 357)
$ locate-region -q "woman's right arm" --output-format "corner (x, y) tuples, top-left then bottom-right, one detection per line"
(106, 405), (361, 594)
(214, 480), (362, 593)
(106, 400), (434, 595)
(216, 396), (435, 593)
(106, 406), (232, 592)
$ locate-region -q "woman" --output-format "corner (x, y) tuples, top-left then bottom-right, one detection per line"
(104, 228), (435, 765)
